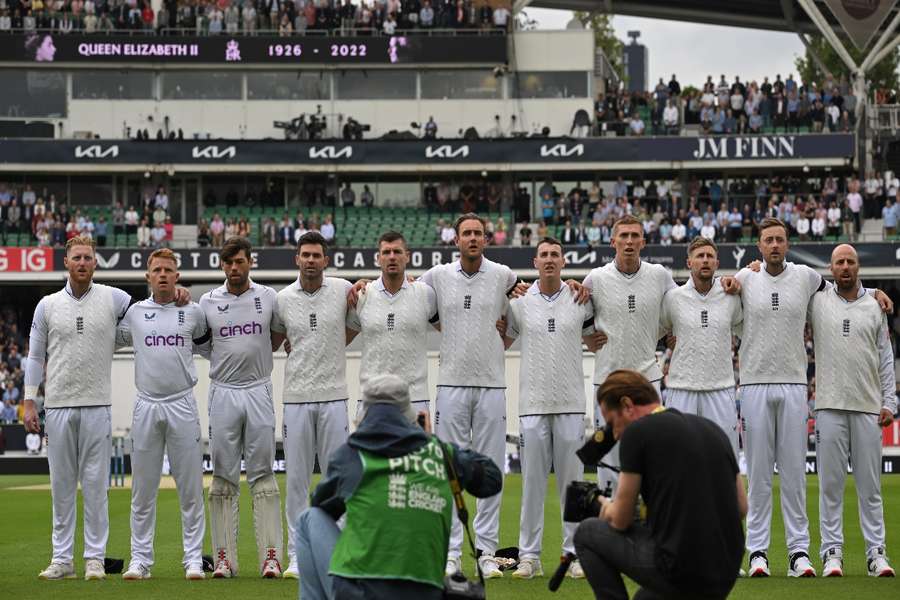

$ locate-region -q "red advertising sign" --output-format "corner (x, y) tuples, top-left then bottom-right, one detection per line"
(0, 247), (54, 272)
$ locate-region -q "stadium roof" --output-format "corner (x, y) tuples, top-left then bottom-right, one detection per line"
(528, 0), (898, 37)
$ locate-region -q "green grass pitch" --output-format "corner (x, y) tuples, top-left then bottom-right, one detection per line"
(1, 473), (898, 599)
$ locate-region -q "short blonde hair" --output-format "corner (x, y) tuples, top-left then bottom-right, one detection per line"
(65, 236), (96, 256)
(611, 215), (643, 238)
(148, 248), (178, 269)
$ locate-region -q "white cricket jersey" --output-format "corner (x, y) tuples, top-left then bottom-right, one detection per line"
(25, 281), (131, 408)
(271, 277), (352, 403)
(583, 261), (676, 384)
(810, 286), (897, 415)
(199, 280), (276, 387)
(347, 277), (438, 401)
(421, 257), (516, 388)
(661, 277), (742, 391)
(736, 261), (822, 385)
(117, 299), (208, 401)
(507, 283), (594, 416)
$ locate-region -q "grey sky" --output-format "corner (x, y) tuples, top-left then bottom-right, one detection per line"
(526, 9), (808, 90)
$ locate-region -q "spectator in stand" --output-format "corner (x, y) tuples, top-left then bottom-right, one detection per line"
(236, 216), (250, 238)
(154, 185), (169, 212)
(671, 218), (687, 243)
(882, 198), (898, 238)
(321, 214), (336, 245)
(261, 217), (277, 246)
(278, 214), (294, 247)
(151, 220), (167, 248)
(846, 181), (863, 234)
(493, 1), (509, 29)
(700, 217), (716, 241)
(865, 171), (883, 219)
(440, 220), (455, 245)
(225, 2), (239, 33)
(125, 205), (139, 235)
(663, 99), (679, 135)
(210, 212), (225, 246)
(95, 216), (108, 247)
(727, 206), (742, 242)
(629, 114), (645, 136)
(493, 218), (508, 245)
(340, 182), (356, 216)
(1, 399), (16, 424)
(197, 220), (211, 247)
(137, 216), (151, 247)
(841, 198), (856, 241)
(748, 108), (763, 133)
(360, 184), (374, 211)
(420, 0), (434, 27)
(152, 204), (167, 227)
(112, 201), (125, 237)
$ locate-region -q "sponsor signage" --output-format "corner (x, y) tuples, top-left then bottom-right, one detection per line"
(43, 242), (900, 274)
(0, 135), (855, 169)
(0, 33), (507, 65)
(0, 247), (54, 272)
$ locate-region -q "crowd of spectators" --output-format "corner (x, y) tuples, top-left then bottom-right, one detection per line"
(0, 0), (511, 35)
(0, 181), (173, 248)
(0, 305), (27, 425)
(595, 71), (859, 137)
(197, 209), (336, 246)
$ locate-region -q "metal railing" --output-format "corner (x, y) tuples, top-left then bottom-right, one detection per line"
(0, 26), (508, 37)
(870, 104), (900, 134)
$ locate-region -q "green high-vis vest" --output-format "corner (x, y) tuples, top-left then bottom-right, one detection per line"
(329, 437), (454, 589)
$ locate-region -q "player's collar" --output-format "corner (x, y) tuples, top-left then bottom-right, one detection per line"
(219, 278), (258, 297)
(64, 279), (94, 300)
(455, 257), (488, 275)
(375, 276), (409, 294)
(294, 276), (327, 295)
(830, 282), (865, 303)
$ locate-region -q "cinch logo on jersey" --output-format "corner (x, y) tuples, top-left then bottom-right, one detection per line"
(547, 318), (556, 333)
(700, 309), (709, 328)
(219, 321), (264, 337)
(145, 333), (186, 346)
(842, 318), (850, 337)
(628, 294), (636, 313)
(771, 292), (779, 311)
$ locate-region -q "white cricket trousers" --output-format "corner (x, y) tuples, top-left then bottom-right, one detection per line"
(129, 392), (205, 569)
(666, 387), (739, 457)
(284, 400), (349, 561)
(815, 409), (887, 558)
(208, 380), (276, 485)
(518, 413), (584, 560)
(593, 380), (661, 497)
(435, 386), (506, 558)
(741, 383), (810, 555)
(45, 406), (111, 564)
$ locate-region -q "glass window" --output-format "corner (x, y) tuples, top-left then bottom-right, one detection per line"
(334, 71), (415, 100)
(0, 69), (66, 117)
(512, 71), (589, 99)
(247, 72), (330, 100)
(73, 71), (154, 100)
(162, 71), (242, 100)
(420, 70), (502, 100)
(69, 176), (114, 207)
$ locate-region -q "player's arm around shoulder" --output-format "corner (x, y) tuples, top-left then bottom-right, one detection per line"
(115, 303), (137, 349)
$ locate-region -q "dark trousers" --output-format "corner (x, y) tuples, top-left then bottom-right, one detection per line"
(574, 519), (729, 600)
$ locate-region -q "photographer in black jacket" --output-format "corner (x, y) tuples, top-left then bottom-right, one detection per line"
(574, 369), (747, 600)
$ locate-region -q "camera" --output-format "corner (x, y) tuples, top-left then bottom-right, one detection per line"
(343, 117), (371, 141)
(443, 571), (485, 600)
(575, 423), (616, 468)
(563, 480), (609, 523)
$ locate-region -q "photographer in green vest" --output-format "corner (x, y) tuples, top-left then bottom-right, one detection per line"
(295, 373), (503, 600)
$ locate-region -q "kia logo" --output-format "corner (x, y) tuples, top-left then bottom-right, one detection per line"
(539, 143), (584, 158)
(425, 145), (470, 159)
(309, 145), (353, 159)
(192, 145), (237, 159)
(74, 144), (119, 159)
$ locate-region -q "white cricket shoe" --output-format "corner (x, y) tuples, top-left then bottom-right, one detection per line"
(185, 563), (205, 580)
(867, 549), (896, 577)
(122, 562), (151, 580)
(282, 557), (299, 579)
(477, 554), (503, 579)
(748, 551), (769, 577)
(788, 552), (816, 577)
(84, 559), (107, 580)
(38, 562), (76, 580)
(822, 548), (843, 577)
(212, 550), (234, 579)
(567, 559), (585, 579)
(261, 548), (282, 579)
(445, 557), (462, 577)
(512, 558), (543, 579)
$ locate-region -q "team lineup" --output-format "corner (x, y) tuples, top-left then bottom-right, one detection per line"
(20, 211), (898, 584)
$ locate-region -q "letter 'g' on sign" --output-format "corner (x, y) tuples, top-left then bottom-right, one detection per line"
(0, 247), (53, 272)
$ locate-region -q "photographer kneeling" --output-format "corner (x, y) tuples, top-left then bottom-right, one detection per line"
(295, 374), (502, 600)
(574, 369), (747, 600)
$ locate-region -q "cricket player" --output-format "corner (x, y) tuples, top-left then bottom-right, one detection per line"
(270, 231), (354, 579)
(23, 236), (132, 580)
(582, 215), (678, 496)
(809, 244), (896, 578)
(198, 236), (283, 578)
(116, 248), (208, 580)
(504, 237), (593, 580)
(736, 217), (825, 578)
(660, 237), (742, 456)
(420, 213), (517, 578)
(346, 231), (439, 417)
